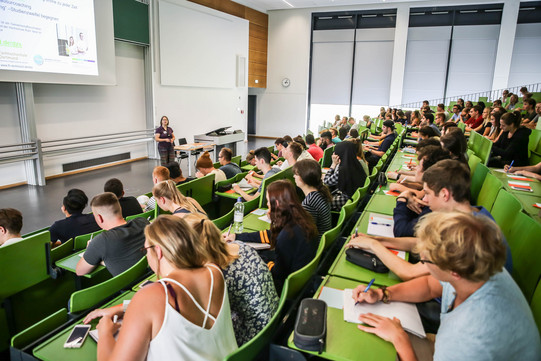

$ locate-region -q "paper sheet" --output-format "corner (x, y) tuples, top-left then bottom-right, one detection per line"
(258, 215), (271, 223)
(244, 242), (271, 251)
(318, 287), (344, 309)
(251, 208), (267, 216)
(367, 213), (394, 238)
(343, 289), (426, 338)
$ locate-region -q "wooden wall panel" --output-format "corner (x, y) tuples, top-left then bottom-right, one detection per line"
(188, 0), (268, 88)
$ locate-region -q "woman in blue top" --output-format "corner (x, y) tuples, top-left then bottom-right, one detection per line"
(155, 115), (176, 166)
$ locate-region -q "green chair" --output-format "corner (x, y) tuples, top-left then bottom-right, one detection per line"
(22, 226), (50, 238)
(322, 208), (346, 251)
(258, 170), (285, 209)
(243, 195), (261, 214)
(321, 145), (335, 168)
(473, 134), (493, 165)
(212, 207), (234, 230)
(476, 173), (503, 211)
(187, 173), (215, 207)
(368, 167), (378, 184)
(69, 256), (149, 313)
(467, 153), (482, 175)
(507, 212), (541, 302)
(286, 238), (325, 300)
(215, 172), (249, 191)
(530, 281), (541, 333)
(126, 209), (154, 222)
(528, 130), (541, 158)
(457, 121), (466, 133)
(10, 308), (68, 352)
(50, 238), (74, 264)
(231, 155), (242, 167)
(470, 163), (489, 204)
(490, 189), (522, 239)
(73, 230), (104, 251)
(224, 279), (290, 361)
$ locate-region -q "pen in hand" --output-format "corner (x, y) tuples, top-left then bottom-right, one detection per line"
(355, 278), (376, 306)
(226, 224), (232, 237)
(507, 160), (514, 174)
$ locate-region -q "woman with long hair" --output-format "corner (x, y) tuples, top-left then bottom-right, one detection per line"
(486, 110), (503, 143)
(489, 111), (531, 167)
(293, 160), (332, 235)
(324, 141), (366, 210)
(83, 215), (237, 361)
(184, 214), (278, 346)
(411, 110), (421, 127)
(154, 115), (176, 166)
(152, 180), (206, 217)
(474, 106), (492, 134)
(225, 180), (319, 292)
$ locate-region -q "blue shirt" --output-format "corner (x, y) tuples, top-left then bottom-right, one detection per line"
(435, 270), (540, 361)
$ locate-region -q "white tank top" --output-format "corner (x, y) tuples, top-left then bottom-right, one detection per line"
(146, 265), (238, 361)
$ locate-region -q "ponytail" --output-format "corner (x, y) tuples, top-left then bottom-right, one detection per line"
(153, 180), (206, 215)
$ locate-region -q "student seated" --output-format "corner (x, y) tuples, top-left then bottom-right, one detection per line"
(305, 134), (323, 162)
(225, 180), (319, 293)
(49, 189), (100, 244)
(233, 147), (280, 202)
(505, 160), (541, 181)
(152, 180), (206, 217)
(165, 161), (194, 185)
(440, 128), (467, 164)
(184, 214), (278, 346)
(144, 166), (170, 212)
(195, 152), (226, 182)
(364, 120), (397, 170)
(0, 208), (23, 247)
(76, 192), (149, 277)
(277, 141), (303, 170)
(83, 216), (238, 361)
(218, 147), (242, 179)
(293, 159), (332, 235)
(324, 141), (367, 211)
(351, 212), (540, 361)
(349, 159), (512, 279)
(489, 111), (531, 168)
(104, 178), (143, 219)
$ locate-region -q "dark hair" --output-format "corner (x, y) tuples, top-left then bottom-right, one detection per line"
(338, 127), (348, 140)
(293, 160), (332, 202)
(417, 145), (451, 172)
(267, 180), (318, 247)
(520, 86), (528, 93)
(524, 98), (536, 107)
(274, 137), (285, 146)
(424, 113), (434, 124)
(491, 111), (503, 128)
(333, 141), (366, 197)
(0, 208), (23, 235)
(453, 104), (463, 111)
(349, 128), (359, 138)
(437, 103), (445, 109)
(246, 150), (256, 162)
(283, 135), (293, 143)
(416, 138), (441, 151)
(442, 121), (458, 133)
(422, 159), (471, 203)
(254, 147), (272, 164)
(493, 99), (502, 106)
(419, 126), (438, 139)
(288, 142), (303, 160)
(501, 111), (522, 128)
(321, 131), (332, 141)
(220, 147), (233, 161)
(293, 136), (307, 149)
(472, 104), (483, 114)
(165, 162), (183, 179)
(440, 130), (467, 164)
(104, 178), (124, 198)
(305, 134), (315, 145)
(62, 189), (89, 214)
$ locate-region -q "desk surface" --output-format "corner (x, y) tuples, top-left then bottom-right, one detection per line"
(365, 193), (397, 216)
(55, 250), (106, 279)
(33, 291), (136, 361)
(216, 187), (257, 200)
(287, 275), (396, 361)
(174, 142), (215, 151)
(490, 169), (541, 196)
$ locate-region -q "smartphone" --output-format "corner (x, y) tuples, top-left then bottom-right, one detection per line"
(64, 324), (91, 348)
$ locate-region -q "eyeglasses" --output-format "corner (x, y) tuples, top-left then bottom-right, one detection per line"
(140, 245), (155, 253)
(419, 259), (435, 265)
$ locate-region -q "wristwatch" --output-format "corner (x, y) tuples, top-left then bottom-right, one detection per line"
(380, 286), (390, 303)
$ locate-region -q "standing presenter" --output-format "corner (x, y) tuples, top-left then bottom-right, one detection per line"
(155, 116), (176, 166)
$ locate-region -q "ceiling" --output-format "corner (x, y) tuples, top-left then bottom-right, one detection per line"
(232, 0), (428, 12)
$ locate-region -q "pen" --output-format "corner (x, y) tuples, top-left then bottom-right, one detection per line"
(370, 222), (392, 227)
(507, 160), (514, 173)
(226, 224), (232, 237)
(354, 227), (358, 238)
(355, 278), (376, 306)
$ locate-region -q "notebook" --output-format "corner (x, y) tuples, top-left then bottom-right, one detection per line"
(366, 213), (394, 238)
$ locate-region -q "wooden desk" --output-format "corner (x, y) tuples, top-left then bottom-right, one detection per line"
(33, 291), (136, 361)
(174, 142), (216, 177)
(287, 275), (396, 360)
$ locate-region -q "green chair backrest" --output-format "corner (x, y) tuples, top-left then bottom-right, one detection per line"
(478, 96), (488, 103)
(267, 146), (274, 155)
(530, 281), (541, 333)
(368, 167), (378, 184)
(321, 145), (335, 168)
(286, 238), (325, 300)
(467, 153), (482, 175)
(74, 229), (104, 251)
(126, 209), (154, 222)
(69, 257), (149, 313)
(187, 173), (215, 207)
(470, 163), (489, 204)
(0, 231), (51, 299)
(224, 279), (289, 361)
(231, 155), (242, 167)
(528, 130), (541, 157)
(457, 121), (466, 132)
(213, 161), (221, 169)
(22, 226), (50, 238)
(243, 195), (261, 215)
(258, 170), (285, 209)
(212, 207), (234, 230)
(476, 173), (503, 211)
(507, 212), (541, 303)
(322, 208), (346, 251)
(279, 166), (295, 185)
(473, 133), (493, 165)
(215, 172), (249, 190)
(11, 308), (68, 350)
(50, 238), (74, 264)
(467, 130), (479, 151)
(490, 189), (522, 239)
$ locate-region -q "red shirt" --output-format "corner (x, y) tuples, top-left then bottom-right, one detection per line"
(466, 115), (483, 129)
(307, 143), (323, 162)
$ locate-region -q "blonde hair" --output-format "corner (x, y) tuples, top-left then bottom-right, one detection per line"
(152, 180), (206, 215)
(145, 215), (208, 272)
(415, 212), (506, 282)
(183, 213), (237, 268)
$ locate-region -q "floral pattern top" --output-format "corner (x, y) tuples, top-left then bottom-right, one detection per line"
(222, 242), (279, 345)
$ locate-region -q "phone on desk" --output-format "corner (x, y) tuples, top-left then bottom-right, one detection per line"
(64, 324), (91, 348)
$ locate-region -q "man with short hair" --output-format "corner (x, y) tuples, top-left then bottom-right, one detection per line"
(218, 147), (242, 179)
(521, 98), (537, 128)
(423, 113), (441, 136)
(273, 137), (285, 159)
(318, 131), (333, 151)
(305, 134), (323, 161)
(233, 147), (280, 202)
(465, 104), (484, 131)
(364, 120), (397, 170)
(279, 141), (303, 170)
(0, 208), (23, 247)
(76, 193), (149, 277)
(104, 178), (142, 219)
(450, 104), (462, 122)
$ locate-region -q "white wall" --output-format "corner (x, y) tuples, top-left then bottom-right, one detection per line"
(254, 0), (528, 137)
(152, 0), (249, 156)
(0, 83), (26, 185)
(508, 23), (541, 88)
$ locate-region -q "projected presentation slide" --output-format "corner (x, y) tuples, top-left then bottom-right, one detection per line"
(0, 0), (98, 76)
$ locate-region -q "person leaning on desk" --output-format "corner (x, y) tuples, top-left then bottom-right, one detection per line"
(351, 212), (540, 361)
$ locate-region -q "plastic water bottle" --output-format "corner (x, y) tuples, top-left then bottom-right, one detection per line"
(233, 198), (244, 234)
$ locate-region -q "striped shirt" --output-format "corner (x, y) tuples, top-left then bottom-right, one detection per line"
(302, 191), (332, 235)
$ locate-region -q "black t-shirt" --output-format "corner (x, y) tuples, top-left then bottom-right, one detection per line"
(83, 217), (149, 276)
(220, 162), (242, 179)
(49, 213), (101, 244)
(119, 196), (143, 219)
(378, 132), (397, 153)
